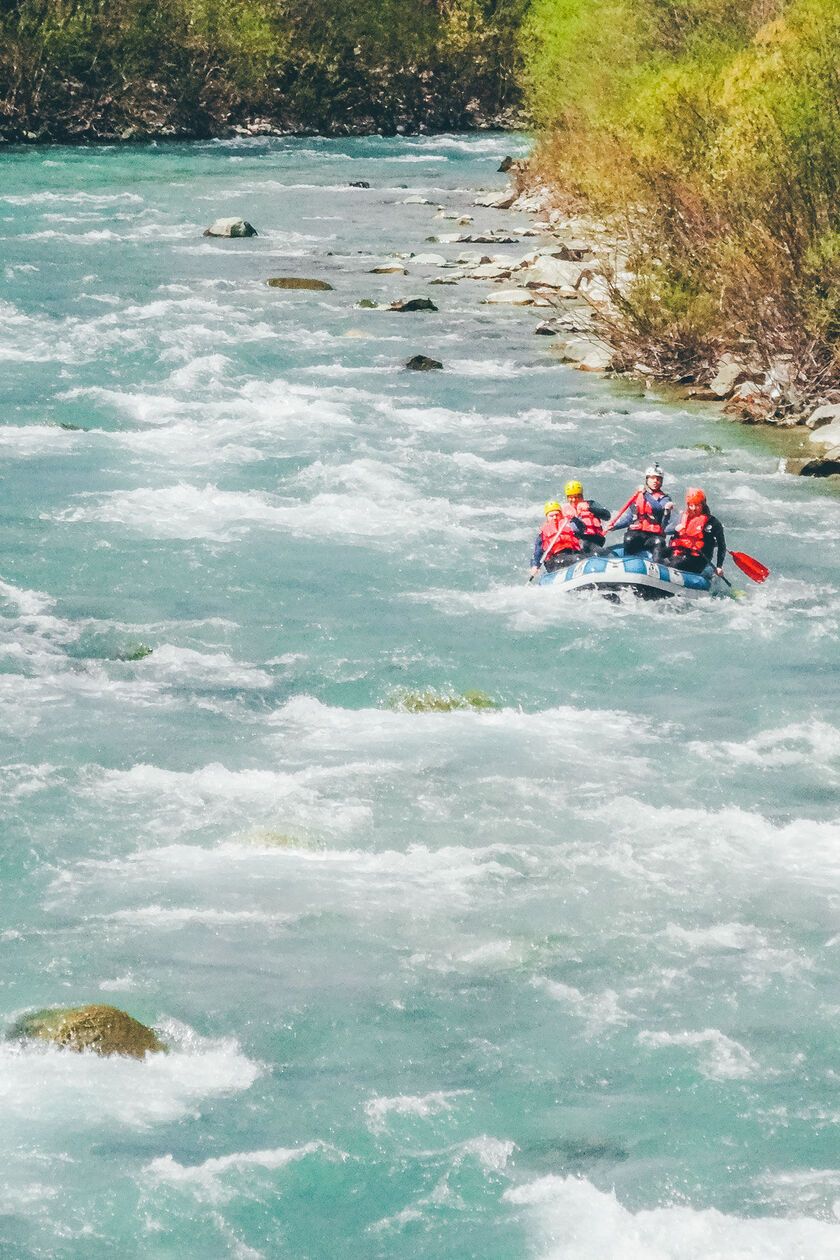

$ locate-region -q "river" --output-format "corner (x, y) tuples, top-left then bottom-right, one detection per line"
(1, 132), (839, 1258)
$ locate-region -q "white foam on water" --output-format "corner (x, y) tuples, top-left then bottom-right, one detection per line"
(144, 1141), (347, 1204)
(532, 977), (629, 1037)
(504, 1175), (840, 1258)
(637, 1028), (761, 1080)
(364, 1089), (468, 1133)
(688, 721), (840, 777)
(663, 922), (768, 952)
(101, 905), (289, 929)
(81, 762), (371, 842)
(138, 645), (273, 690)
(0, 425), (87, 457)
(0, 1019), (260, 1131)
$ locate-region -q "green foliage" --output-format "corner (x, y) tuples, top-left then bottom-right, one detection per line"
(524, 0), (840, 372)
(0, 0), (527, 138)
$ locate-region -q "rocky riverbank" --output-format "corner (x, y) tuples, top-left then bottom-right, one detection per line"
(445, 165), (840, 480)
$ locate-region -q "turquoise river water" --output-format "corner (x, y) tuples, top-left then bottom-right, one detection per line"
(0, 133), (839, 1258)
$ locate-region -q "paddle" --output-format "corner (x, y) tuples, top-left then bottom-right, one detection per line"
(729, 550), (769, 583)
(604, 491), (637, 534)
(528, 519), (570, 583)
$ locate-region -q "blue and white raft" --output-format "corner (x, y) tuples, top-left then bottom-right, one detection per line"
(539, 549), (722, 600)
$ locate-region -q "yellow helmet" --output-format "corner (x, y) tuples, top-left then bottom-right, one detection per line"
(543, 500), (562, 515)
(564, 480), (583, 497)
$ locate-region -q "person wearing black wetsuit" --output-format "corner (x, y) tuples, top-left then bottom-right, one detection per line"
(665, 488), (727, 575)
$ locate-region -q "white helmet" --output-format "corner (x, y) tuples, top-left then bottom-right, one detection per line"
(645, 463), (664, 480)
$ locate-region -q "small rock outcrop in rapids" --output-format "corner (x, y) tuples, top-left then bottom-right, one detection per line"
(10, 1005), (166, 1058)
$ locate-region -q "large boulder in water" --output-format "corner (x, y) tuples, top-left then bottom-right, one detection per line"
(203, 218), (258, 238)
(11, 1005), (166, 1058)
(267, 277), (334, 291)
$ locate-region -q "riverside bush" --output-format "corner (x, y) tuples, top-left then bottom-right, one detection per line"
(523, 0), (840, 379)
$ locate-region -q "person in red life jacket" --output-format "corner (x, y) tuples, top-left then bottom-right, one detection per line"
(529, 499), (584, 578)
(563, 479), (611, 551)
(665, 487), (727, 575)
(610, 463), (673, 561)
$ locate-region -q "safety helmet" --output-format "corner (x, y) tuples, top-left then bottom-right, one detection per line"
(564, 480), (583, 497)
(543, 500), (562, 515)
(644, 463), (664, 481)
(686, 487), (706, 507)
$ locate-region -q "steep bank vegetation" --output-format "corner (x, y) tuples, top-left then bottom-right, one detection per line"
(0, 0), (527, 141)
(523, 0), (840, 391)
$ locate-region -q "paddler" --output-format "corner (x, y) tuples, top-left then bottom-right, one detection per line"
(563, 479), (611, 551)
(609, 463), (673, 561)
(529, 500), (585, 578)
(665, 487), (726, 575)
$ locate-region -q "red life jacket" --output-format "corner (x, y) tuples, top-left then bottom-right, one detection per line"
(541, 514), (581, 557)
(631, 489), (669, 534)
(671, 511), (709, 557)
(567, 499), (603, 538)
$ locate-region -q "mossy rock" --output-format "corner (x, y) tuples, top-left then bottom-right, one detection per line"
(116, 643), (153, 661)
(387, 688), (497, 713)
(267, 277), (333, 291)
(10, 1005), (166, 1059)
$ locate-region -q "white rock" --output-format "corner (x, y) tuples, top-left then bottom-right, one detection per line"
(410, 253), (448, 266)
(522, 256), (591, 290)
(474, 189), (517, 209)
(370, 263), (407, 274)
(809, 418), (840, 447)
(560, 336), (614, 371)
(483, 288), (536, 306)
(466, 262), (513, 280)
(806, 403), (840, 430)
(203, 217), (258, 238)
(709, 352), (755, 397)
(402, 195), (433, 205)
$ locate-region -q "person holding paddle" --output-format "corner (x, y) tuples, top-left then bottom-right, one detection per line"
(529, 500), (585, 579)
(665, 487), (726, 575)
(609, 463), (673, 561)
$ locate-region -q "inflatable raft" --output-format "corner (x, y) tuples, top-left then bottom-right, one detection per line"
(539, 548), (721, 600)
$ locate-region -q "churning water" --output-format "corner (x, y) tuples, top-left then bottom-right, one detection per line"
(0, 133), (839, 1258)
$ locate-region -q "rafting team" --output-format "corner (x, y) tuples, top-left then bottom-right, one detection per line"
(530, 464), (727, 580)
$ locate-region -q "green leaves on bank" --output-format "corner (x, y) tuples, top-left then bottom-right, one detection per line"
(523, 0), (840, 376)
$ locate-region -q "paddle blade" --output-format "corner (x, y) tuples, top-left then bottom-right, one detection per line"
(730, 550), (769, 583)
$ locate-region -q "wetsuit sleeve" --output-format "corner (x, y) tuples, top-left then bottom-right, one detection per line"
(588, 501), (611, 520)
(612, 505), (636, 530)
(533, 534), (545, 567)
(569, 517), (585, 537)
(661, 497), (674, 528)
(711, 517), (726, 566)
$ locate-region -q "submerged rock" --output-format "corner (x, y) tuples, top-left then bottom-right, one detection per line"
(349, 180), (370, 188)
(405, 355), (443, 371)
(267, 277), (334, 291)
(11, 1005), (166, 1059)
(203, 218), (257, 238)
(386, 688), (496, 713)
(389, 297), (438, 313)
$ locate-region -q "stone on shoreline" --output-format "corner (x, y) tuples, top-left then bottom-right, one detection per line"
(267, 277), (334, 291)
(708, 352), (759, 398)
(799, 448), (840, 477)
(405, 355), (443, 371)
(483, 288), (536, 306)
(805, 403), (840, 430)
(10, 1005), (166, 1058)
(370, 262), (407, 274)
(474, 189), (517, 210)
(411, 253), (448, 266)
(203, 218), (257, 238)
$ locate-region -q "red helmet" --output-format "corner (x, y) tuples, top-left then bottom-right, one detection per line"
(686, 488), (706, 507)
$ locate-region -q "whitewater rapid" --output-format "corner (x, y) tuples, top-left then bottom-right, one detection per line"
(0, 133), (838, 1258)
